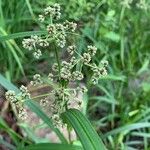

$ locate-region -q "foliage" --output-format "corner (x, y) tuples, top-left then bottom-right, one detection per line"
(0, 0), (150, 149)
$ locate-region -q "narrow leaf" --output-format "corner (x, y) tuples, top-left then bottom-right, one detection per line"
(19, 143), (83, 150)
(62, 109), (107, 150)
(0, 31), (47, 41)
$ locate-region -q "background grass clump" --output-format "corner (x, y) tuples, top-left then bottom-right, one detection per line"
(0, 0), (150, 150)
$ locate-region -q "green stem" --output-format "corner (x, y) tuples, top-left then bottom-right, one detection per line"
(54, 46), (61, 82)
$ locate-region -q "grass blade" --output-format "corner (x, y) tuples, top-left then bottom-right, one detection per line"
(62, 109), (107, 150)
(20, 143), (83, 150)
(0, 74), (20, 93)
(0, 31), (47, 41)
(104, 123), (150, 138)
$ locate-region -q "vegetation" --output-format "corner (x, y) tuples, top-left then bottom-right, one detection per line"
(0, 0), (150, 150)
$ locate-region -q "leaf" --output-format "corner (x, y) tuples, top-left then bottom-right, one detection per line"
(0, 74), (20, 93)
(0, 117), (22, 145)
(25, 100), (68, 144)
(0, 31), (47, 42)
(0, 27), (25, 74)
(19, 143), (83, 150)
(61, 109), (107, 150)
(103, 123), (150, 138)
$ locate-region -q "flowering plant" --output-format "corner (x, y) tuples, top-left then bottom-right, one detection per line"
(5, 3), (108, 127)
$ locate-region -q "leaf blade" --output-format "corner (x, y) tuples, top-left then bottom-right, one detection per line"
(19, 143), (83, 150)
(62, 109), (107, 150)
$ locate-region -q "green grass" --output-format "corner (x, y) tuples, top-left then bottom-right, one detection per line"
(0, 0), (150, 150)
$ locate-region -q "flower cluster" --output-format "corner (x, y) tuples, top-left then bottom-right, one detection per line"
(46, 21), (77, 48)
(6, 4), (109, 127)
(30, 74), (43, 86)
(5, 85), (30, 120)
(22, 35), (49, 59)
(22, 3), (77, 59)
(39, 3), (61, 22)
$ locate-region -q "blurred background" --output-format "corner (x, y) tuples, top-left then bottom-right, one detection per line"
(0, 0), (150, 149)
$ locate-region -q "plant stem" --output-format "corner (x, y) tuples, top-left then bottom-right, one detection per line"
(54, 46), (61, 80)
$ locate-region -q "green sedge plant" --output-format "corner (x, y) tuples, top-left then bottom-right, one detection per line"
(3, 3), (107, 150)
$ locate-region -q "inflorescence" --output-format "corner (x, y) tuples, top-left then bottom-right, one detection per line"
(6, 3), (108, 126)
(22, 3), (77, 59)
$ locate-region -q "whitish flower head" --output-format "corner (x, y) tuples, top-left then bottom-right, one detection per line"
(62, 61), (71, 70)
(67, 45), (76, 55)
(101, 60), (108, 67)
(18, 108), (27, 120)
(20, 85), (30, 98)
(82, 53), (91, 64)
(22, 38), (35, 50)
(63, 20), (77, 32)
(72, 71), (83, 81)
(52, 63), (59, 72)
(48, 73), (54, 81)
(5, 90), (16, 103)
(70, 56), (77, 65)
(38, 15), (45, 22)
(44, 4), (61, 20)
(60, 68), (71, 79)
(30, 74), (43, 86)
(56, 34), (66, 48)
(38, 39), (49, 47)
(87, 45), (97, 56)
(47, 24), (56, 34)
(33, 49), (42, 59)
(40, 98), (49, 107)
(99, 68), (108, 76)
(77, 86), (88, 93)
(91, 77), (99, 85)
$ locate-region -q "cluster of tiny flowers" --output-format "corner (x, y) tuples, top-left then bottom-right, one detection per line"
(5, 85), (30, 120)
(18, 4), (109, 127)
(76, 45), (108, 85)
(67, 45), (76, 55)
(39, 3), (61, 22)
(23, 4), (77, 59)
(22, 35), (49, 59)
(46, 21), (77, 48)
(30, 74), (43, 86)
(72, 71), (83, 81)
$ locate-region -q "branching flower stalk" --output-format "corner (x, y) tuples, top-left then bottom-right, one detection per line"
(5, 3), (108, 127)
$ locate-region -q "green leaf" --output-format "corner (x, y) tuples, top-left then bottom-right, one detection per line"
(0, 117), (22, 145)
(62, 109), (107, 150)
(0, 74), (20, 93)
(25, 100), (68, 144)
(103, 123), (150, 138)
(19, 143), (83, 150)
(0, 31), (47, 42)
